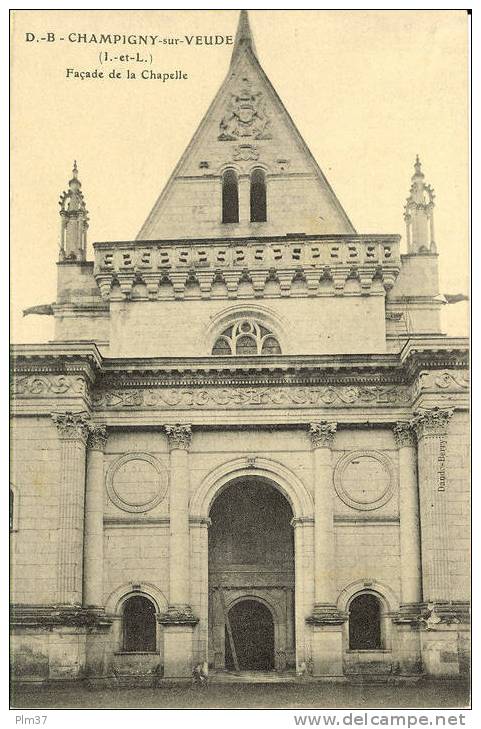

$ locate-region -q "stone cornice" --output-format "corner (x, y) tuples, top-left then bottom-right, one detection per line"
(399, 338), (469, 376)
(393, 601), (470, 627)
(95, 233), (402, 249)
(10, 340), (469, 415)
(11, 342), (103, 369)
(10, 605), (113, 629)
(10, 339), (468, 380)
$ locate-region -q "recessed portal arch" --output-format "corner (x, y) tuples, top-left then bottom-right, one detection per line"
(207, 474), (296, 671)
(191, 456), (313, 521)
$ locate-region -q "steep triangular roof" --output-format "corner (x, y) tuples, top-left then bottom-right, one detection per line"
(137, 11), (355, 240)
(230, 9), (257, 66)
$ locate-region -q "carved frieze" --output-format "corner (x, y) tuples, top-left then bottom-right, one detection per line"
(93, 384), (412, 411)
(414, 370), (469, 397)
(165, 424), (192, 450)
(309, 422), (337, 448)
(11, 374), (88, 398)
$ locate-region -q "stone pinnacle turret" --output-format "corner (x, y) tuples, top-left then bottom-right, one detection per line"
(58, 161), (89, 261)
(403, 156), (436, 254)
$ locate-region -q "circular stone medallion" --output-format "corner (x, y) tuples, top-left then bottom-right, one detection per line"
(106, 453), (167, 513)
(334, 451), (394, 511)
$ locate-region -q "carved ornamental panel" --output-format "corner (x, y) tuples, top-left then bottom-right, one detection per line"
(219, 76), (271, 140)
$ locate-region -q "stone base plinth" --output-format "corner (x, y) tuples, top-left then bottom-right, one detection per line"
(10, 606), (113, 681)
(421, 625), (469, 678)
(162, 623), (196, 678)
(310, 625), (344, 677)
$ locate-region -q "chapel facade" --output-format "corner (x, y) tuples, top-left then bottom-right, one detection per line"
(10, 11), (469, 682)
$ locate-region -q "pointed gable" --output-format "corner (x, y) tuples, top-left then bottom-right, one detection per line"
(137, 11), (355, 240)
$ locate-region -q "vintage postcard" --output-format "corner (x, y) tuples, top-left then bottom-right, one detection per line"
(9, 8), (470, 717)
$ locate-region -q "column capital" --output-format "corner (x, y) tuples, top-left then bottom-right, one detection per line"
(393, 421), (416, 448)
(412, 407), (453, 440)
(165, 424), (192, 450)
(87, 424), (108, 451)
(51, 411), (90, 443)
(309, 421), (337, 449)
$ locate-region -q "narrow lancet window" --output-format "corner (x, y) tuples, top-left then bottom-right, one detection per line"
(222, 169), (239, 224)
(250, 168), (267, 222)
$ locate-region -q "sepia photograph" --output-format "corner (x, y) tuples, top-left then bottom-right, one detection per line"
(9, 7), (470, 715)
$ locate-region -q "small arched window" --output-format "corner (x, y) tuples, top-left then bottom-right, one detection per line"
(250, 168), (267, 222)
(212, 320), (281, 356)
(348, 593), (382, 650)
(123, 595), (157, 652)
(222, 169), (239, 224)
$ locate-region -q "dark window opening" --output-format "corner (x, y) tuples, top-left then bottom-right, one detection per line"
(225, 600), (275, 671)
(250, 168), (267, 222)
(123, 596), (157, 652)
(261, 336), (282, 355)
(222, 170), (239, 224)
(236, 334), (257, 356)
(9, 489), (14, 531)
(348, 593), (382, 650)
(212, 337), (232, 356)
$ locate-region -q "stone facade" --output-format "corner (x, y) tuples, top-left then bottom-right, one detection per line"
(10, 11), (469, 683)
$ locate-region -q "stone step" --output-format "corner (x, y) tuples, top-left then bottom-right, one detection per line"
(210, 670), (297, 683)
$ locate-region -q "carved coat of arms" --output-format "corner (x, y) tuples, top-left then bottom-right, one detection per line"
(219, 77), (271, 140)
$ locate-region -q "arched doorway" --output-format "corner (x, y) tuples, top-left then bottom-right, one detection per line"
(225, 600), (274, 670)
(208, 476), (295, 671)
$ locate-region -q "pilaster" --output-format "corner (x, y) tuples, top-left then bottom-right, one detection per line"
(393, 421), (422, 606)
(190, 516), (211, 664)
(51, 411), (90, 606)
(412, 407), (453, 603)
(83, 424), (108, 608)
(308, 422), (344, 620)
(159, 423), (198, 678)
